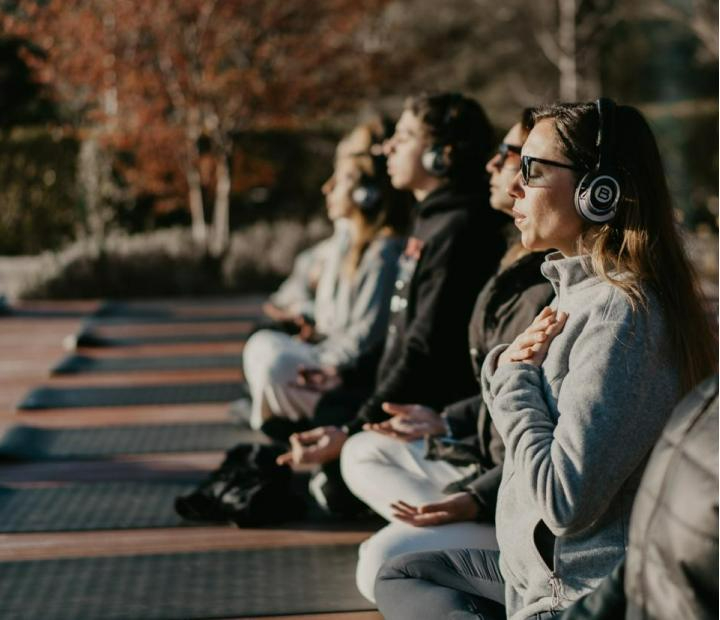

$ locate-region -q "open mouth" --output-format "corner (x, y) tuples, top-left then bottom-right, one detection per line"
(511, 208), (526, 225)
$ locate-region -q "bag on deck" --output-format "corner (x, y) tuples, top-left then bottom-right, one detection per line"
(174, 442), (306, 526)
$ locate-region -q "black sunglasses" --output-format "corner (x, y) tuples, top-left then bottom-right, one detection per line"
(496, 143), (522, 168)
(520, 155), (584, 187)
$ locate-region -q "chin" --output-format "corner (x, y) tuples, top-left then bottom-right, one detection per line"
(389, 175), (409, 190)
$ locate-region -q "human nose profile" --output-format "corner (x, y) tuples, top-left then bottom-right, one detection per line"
(321, 175), (335, 195)
(507, 170), (524, 199)
(485, 153), (501, 174)
(382, 137), (395, 156)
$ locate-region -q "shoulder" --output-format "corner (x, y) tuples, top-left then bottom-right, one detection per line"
(357, 237), (403, 274)
(578, 280), (669, 355)
(366, 236), (404, 261)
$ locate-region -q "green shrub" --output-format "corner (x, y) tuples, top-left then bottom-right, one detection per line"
(0, 129), (79, 254)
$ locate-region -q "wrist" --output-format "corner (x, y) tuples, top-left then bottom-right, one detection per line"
(440, 412), (454, 438)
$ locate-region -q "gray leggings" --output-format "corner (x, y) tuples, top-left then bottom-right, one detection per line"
(375, 548), (559, 620)
(375, 548), (506, 620)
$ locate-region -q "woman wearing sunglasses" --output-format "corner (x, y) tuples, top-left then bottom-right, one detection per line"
(374, 100), (716, 620)
(340, 109), (555, 603)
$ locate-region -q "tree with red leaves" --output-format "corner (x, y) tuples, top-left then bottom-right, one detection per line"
(3, 0), (393, 254)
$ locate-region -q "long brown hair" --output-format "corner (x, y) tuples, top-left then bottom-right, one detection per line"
(531, 102), (716, 392)
(338, 119), (412, 277)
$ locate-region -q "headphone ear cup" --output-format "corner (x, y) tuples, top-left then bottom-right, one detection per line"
(574, 172), (622, 224)
(352, 183), (382, 212)
(421, 147), (449, 177)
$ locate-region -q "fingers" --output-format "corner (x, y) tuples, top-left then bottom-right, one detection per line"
(381, 402), (412, 417)
(292, 427), (326, 445)
(390, 500), (420, 521)
(276, 450), (294, 466)
(532, 306), (555, 325)
(549, 311), (568, 334)
(390, 500), (451, 527)
(364, 422), (418, 441)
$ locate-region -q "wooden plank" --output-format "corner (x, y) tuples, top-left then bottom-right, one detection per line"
(0, 527), (371, 561)
(8, 402), (232, 427)
(239, 613), (382, 620)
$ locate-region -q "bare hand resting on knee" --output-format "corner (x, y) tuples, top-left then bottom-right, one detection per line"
(276, 425), (347, 466)
(290, 365), (341, 393)
(363, 403), (447, 441)
(390, 493), (479, 526)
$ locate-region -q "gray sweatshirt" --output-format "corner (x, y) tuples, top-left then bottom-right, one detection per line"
(481, 252), (682, 620)
(314, 235), (404, 368)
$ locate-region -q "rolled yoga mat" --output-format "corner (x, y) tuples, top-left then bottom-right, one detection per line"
(0, 545), (373, 619)
(18, 381), (246, 410)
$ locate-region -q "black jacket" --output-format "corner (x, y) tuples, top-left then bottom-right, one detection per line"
(558, 375), (719, 620)
(426, 249), (554, 517)
(343, 185), (506, 434)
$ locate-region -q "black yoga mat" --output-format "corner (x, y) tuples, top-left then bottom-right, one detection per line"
(18, 382), (246, 410)
(0, 481), (203, 533)
(73, 330), (250, 347)
(0, 545), (372, 620)
(0, 423), (264, 462)
(93, 298), (264, 318)
(84, 314), (258, 327)
(52, 353), (242, 375)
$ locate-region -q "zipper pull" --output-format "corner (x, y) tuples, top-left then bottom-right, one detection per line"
(548, 573), (564, 612)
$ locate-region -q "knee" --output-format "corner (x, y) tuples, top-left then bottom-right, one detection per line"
(266, 351), (300, 386)
(356, 529), (409, 603)
(243, 330), (274, 373)
(373, 551), (421, 610)
(340, 431), (384, 489)
(341, 430), (394, 467)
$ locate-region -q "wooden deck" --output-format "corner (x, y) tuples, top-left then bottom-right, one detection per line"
(0, 299), (382, 620)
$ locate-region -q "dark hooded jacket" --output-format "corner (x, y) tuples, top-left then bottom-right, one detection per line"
(343, 184), (506, 434)
(426, 248), (554, 516)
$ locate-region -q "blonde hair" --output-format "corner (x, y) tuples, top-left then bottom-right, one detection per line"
(336, 119), (410, 277)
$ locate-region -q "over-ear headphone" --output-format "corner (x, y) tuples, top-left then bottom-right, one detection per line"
(421, 146), (450, 177)
(352, 178), (382, 212)
(574, 98), (622, 224)
(350, 148), (387, 212)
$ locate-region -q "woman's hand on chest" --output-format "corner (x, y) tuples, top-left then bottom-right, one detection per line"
(498, 306), (568, 368)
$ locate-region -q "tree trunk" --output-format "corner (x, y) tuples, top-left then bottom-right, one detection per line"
(209, 152), (232, 257)
(77, 134), (108, 245)
(186, 164), (207, 246)
(558, 0), (578, 101)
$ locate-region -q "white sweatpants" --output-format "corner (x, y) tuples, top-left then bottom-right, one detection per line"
(340, 431), (497, 602)
(242, 329), (322, 429)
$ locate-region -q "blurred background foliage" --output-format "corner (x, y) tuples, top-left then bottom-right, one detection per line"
(0, 0), (716, 297)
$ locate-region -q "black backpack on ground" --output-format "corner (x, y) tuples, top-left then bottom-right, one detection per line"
(175, 442), (306, 526)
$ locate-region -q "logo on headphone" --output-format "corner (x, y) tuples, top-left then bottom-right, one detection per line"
(593, 184), (613, 204)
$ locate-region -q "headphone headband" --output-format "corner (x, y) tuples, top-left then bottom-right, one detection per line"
(596, 97), (616, 172)
(573, 98), (622, 224)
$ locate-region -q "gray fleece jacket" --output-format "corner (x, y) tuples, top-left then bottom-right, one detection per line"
(481, 252), (682, 620)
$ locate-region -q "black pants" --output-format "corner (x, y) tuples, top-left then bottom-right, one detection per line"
(376, 548), (559, 620)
